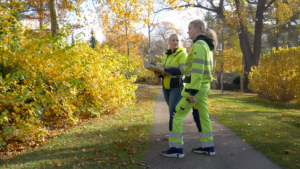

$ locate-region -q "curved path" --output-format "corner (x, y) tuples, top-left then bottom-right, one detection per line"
(143, 88), (283, 169)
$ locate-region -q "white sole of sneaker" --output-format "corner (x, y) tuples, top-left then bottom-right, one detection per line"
(193, 150), (215, 156)
(161, 153), (185, 158)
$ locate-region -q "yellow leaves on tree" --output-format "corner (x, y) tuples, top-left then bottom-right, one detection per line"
(249, 46), (300, 102)
(223, 1), (252, 32)
(100, 0), (156, 80)
(274, 0), (295, 27)
(214, 48), (243, 74)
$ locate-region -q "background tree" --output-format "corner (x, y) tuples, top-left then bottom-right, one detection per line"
(89, 29), (97, 48)
(71, 32), (75, 45)
(0, 0), (85, 33)
(262, 0), (300, 52)
(49, 0), (58, 36)
(98, 0), (146, 56)
(158, 0), (276, 92)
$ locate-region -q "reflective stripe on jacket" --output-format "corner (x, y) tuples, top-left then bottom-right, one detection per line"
(162, 46), (187, 89)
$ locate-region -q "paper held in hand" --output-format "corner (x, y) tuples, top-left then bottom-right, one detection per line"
(143, 61), (171, 76)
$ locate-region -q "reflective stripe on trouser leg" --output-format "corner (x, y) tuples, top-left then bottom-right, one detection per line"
(194, 95), (214, 148)
(169, 97), (195, 154)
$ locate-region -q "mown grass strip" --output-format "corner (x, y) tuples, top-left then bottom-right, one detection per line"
(208, 91), (300, 169)
(0, 86), (159, 169)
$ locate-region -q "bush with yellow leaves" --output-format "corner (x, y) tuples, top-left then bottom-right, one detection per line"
(0, 8), (137, 146)
(248, 47), (300, 102)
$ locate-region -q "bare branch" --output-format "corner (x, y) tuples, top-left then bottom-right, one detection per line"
(155, 3), (216, 14)
(23, 16), (40, 20)
(208, 0), (216, 8)
(245, 0), (258, 5)
(265, 0), (276, 9)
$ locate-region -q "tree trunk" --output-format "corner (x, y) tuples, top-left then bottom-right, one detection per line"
(235, 0), (266, 92)
(148, 23), (151, 62)
(49, 0), (59, 37)
(221, 27), (224, 93)
(125, 20), (130, 56)
(240, 58), (244, 93)
(38, 0), (43, 29)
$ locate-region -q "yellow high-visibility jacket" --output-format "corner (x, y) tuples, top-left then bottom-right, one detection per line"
(162, 46), (187, 89)
(182, 35), (214, 97)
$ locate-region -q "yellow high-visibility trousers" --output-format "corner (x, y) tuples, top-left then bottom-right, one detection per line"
(169, 83), (214, 153)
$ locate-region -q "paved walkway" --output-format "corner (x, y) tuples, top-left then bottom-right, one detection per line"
(143, 88), (283, 169)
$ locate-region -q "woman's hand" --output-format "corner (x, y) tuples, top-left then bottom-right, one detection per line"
(154, 71), (162, 77)
(189, 95), (196, 103)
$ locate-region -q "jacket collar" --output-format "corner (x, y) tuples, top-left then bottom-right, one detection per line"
(193, 35), (215, 51)
(165, 48), (178, 55)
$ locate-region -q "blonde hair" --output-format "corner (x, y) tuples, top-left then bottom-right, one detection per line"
(190, 19), (218, 48)
(168, 34), (181, 49)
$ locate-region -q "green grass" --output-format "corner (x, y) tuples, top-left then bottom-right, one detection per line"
(208, 91), (300, 169)
(0, 86), (159, 169)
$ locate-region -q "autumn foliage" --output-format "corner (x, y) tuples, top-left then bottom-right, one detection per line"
(0, 7), (137, 147)
(249, 47), (300, 102)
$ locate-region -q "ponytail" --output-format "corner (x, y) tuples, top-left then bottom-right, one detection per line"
(206, 28), (218, 49)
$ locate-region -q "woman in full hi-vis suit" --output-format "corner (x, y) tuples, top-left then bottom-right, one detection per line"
(161, 19), (218, 158)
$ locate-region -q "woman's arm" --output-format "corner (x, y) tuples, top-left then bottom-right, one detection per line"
(189, 42), (206, 96)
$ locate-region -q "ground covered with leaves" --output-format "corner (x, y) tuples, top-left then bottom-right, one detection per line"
(208, 91), (300, 169)
(0, 87), (159, 169)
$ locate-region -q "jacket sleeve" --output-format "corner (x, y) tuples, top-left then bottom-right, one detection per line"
(164, 68), (181, 75)
(189, 43), (206, 96)
(179, 51), (187, 75)
(164, 52), (187, 75)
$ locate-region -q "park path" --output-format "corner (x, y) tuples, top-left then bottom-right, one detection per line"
(142, 87), (283, 169)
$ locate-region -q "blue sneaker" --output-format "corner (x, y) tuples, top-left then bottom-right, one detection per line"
(192, 147), (215, 156)
(161, 150), (184, 158)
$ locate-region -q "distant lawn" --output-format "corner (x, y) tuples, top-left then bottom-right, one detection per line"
(0, 86), (159, 169)
(208, 91), (300, 169)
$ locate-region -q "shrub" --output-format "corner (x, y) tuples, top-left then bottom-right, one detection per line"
(0, 8), (137, 146)
(249, 47), (300, 102)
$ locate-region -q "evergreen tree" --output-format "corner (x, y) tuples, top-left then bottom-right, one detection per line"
(71, 33), (75, 46)
(89, 29), (97, 48)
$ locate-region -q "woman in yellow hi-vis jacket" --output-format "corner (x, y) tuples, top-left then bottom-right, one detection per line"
(161, 19), (217, 158)
(154, 34), (187, 139)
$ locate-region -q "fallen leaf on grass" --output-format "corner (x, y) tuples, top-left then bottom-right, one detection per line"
(229, 153), (236, 155)
(80, 149), (85, 152)
(98, 134), (102, 137)
(56, 162), (63, 167)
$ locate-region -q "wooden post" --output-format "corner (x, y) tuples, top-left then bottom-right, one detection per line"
(158, 78), (162, 85)
(147, 76), (151, 85)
